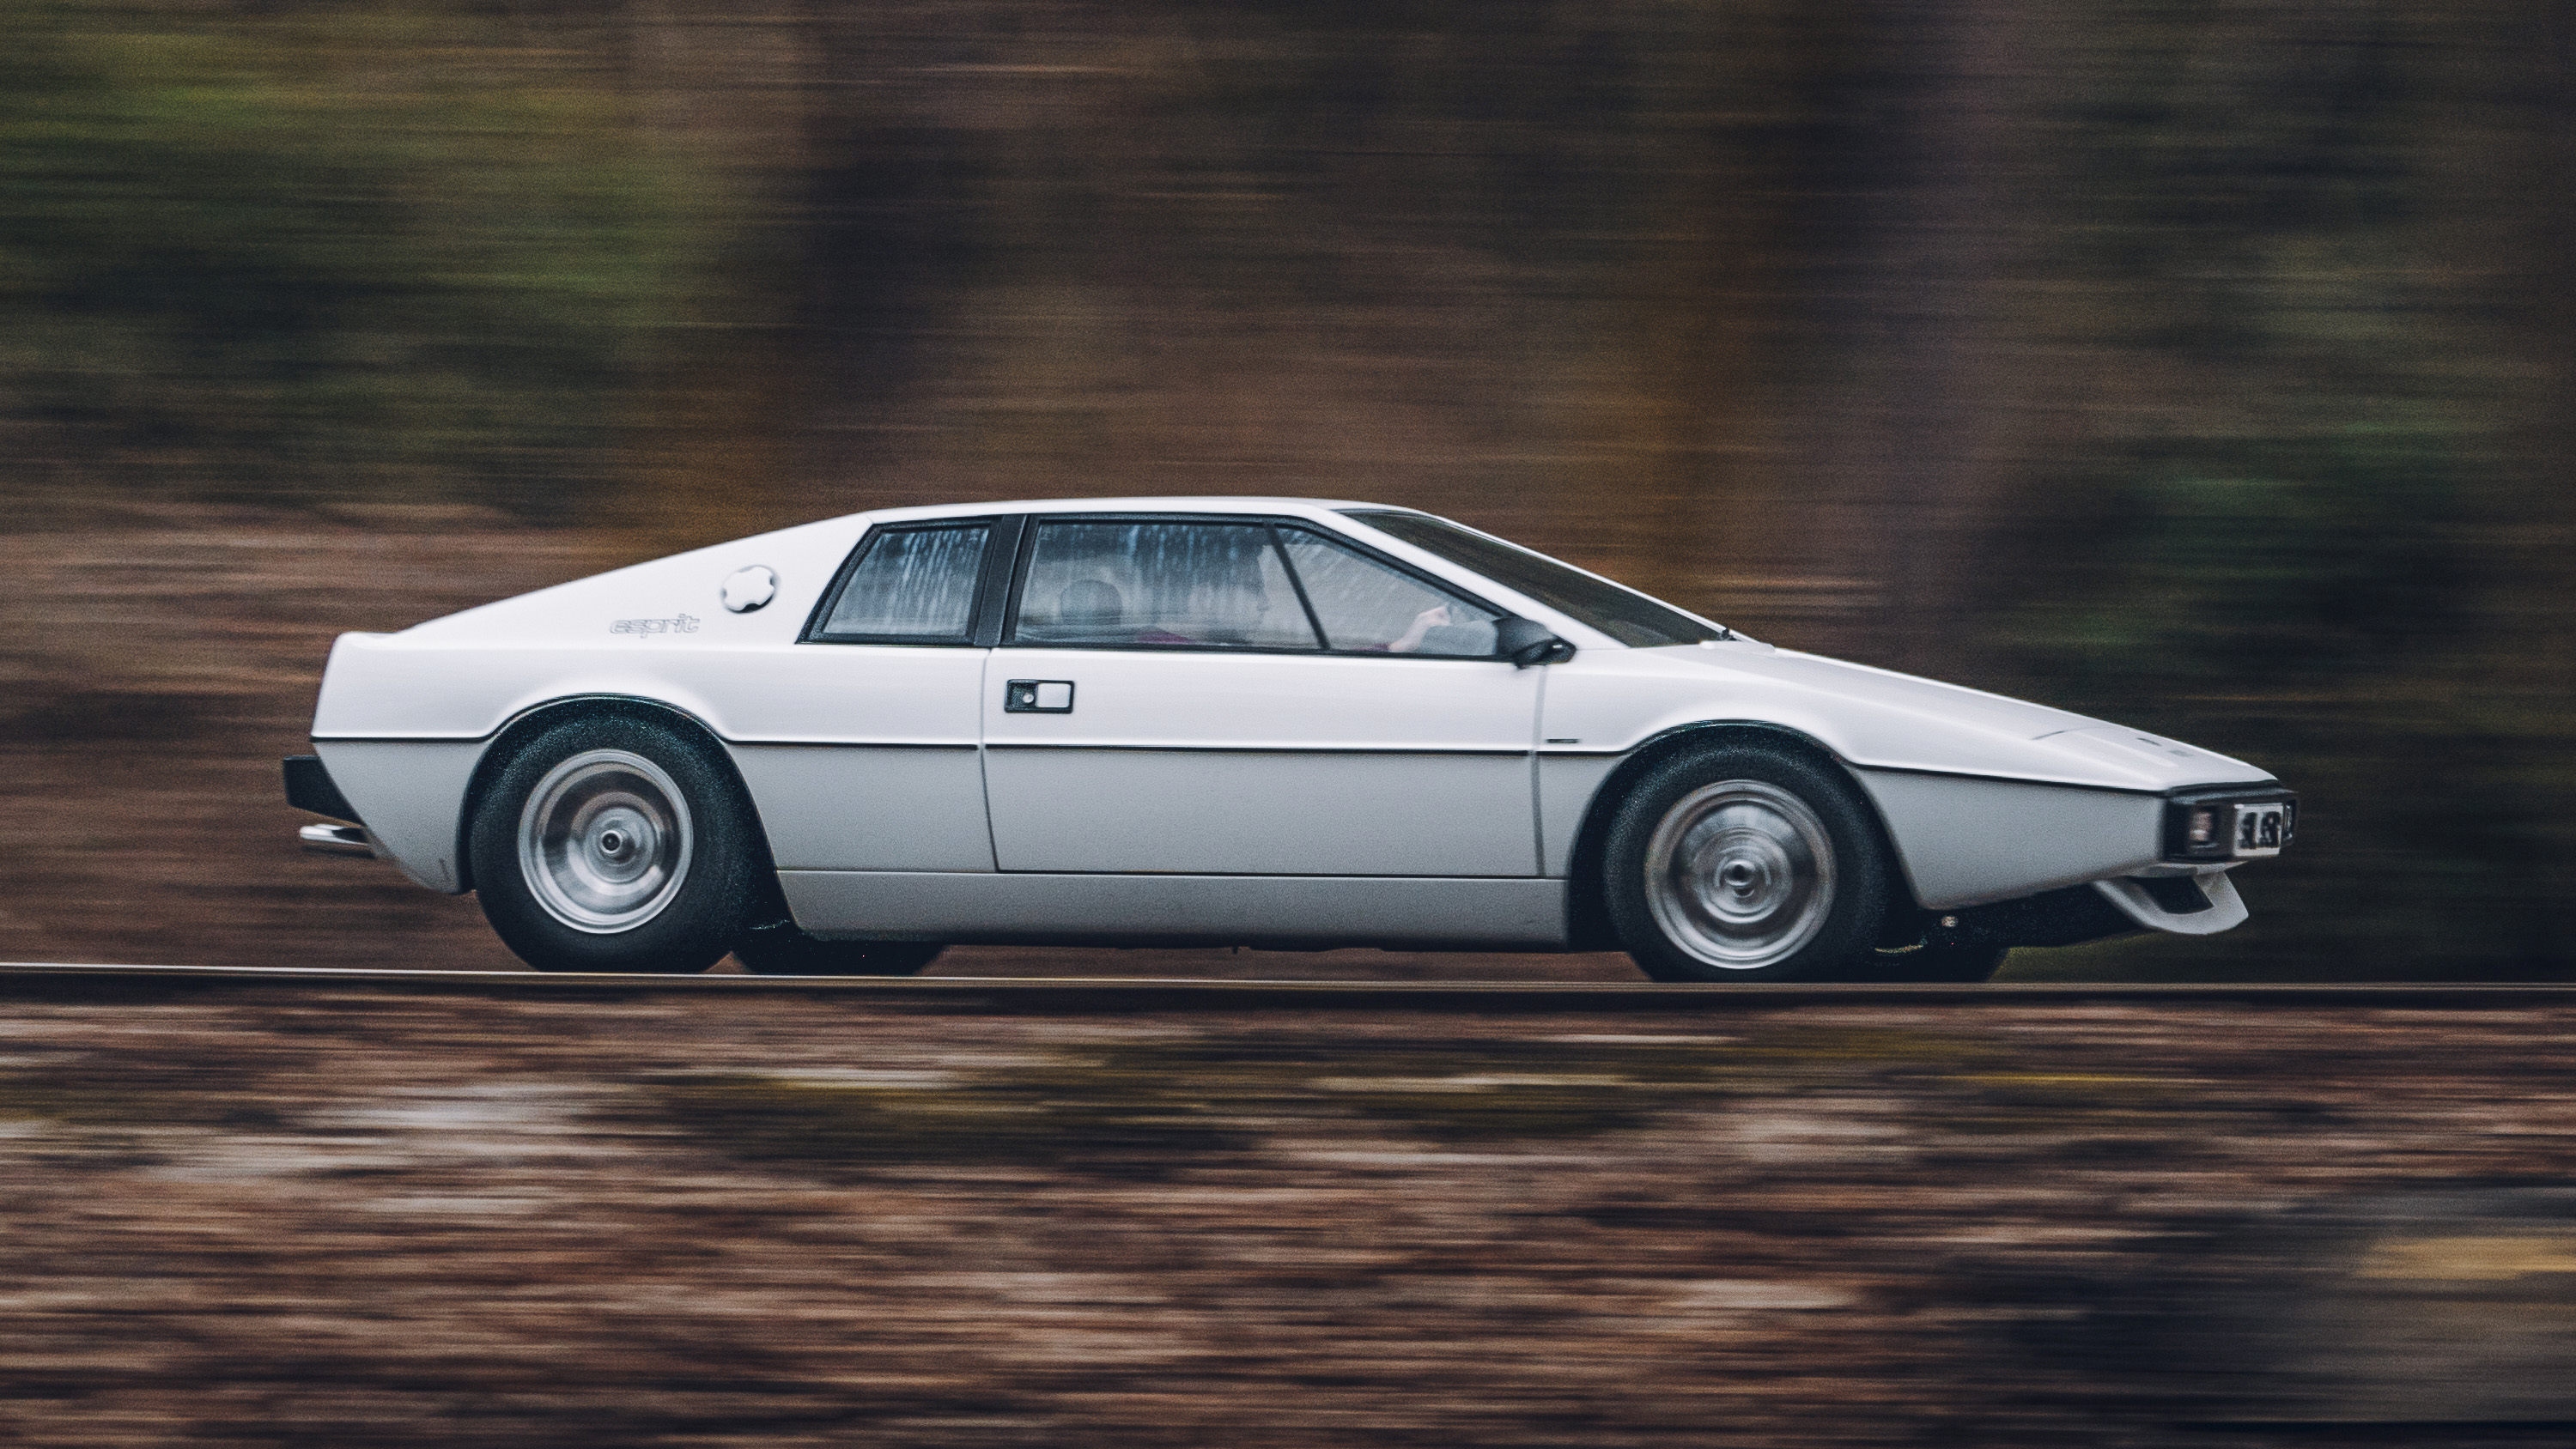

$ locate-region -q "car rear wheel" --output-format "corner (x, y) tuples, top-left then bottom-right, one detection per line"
(732, 919), (944, 977)
(1603, 743), (1895, 983)
(471, 714), (762, 973)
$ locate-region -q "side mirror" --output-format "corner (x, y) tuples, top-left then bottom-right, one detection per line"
(1493, 616), (1576, 669)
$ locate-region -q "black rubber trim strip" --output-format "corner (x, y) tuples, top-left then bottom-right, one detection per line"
(311, 710), (2278, 805)
(1819, 753), (2281, 798)
(728, 740), (981, 751)
(970, 515), (1029, 648)
(1533, 724), (2173, 796)
(316, 693), (738, 749)
(1267, 523), (1332, 647)
(857, 870), (1548, 880)
(2165, 784), (2299, 804)
(308, 732), (981, 750)
(1546, 720), (2285, 799)
(989, 643), (1521, 660)
(282, 755), (359, 823)
(980, 743), (1533, 756)
(312, 736), (1527, 756)
(1844, 761), (2168, 795)
(1552, 749), (2283, 803)
(308, 734), (491, 743)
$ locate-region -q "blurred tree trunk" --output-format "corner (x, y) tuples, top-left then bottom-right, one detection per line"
(1807, 0), (2026, 676)
(2507, 0), (2576, 962)
(616, 0), (826, 553)
(2537, 0), (2576, 701)
(1578, 3), (1809, 620)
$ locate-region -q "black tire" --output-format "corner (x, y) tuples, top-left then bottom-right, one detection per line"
(732, 919), (944, 977)
(1603, 742), (1897, 983)
(470, 713), (764, 973)
(1871, 943), (2008, 983)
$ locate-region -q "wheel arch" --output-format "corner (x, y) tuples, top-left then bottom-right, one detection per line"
(453, 694), (771, 896)
(1560, 721), (1911, 949)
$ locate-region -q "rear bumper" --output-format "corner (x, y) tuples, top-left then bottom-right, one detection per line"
(285, 755), (381, 858)
(298, 822), (378, 857)
(283, 755), (360, 824)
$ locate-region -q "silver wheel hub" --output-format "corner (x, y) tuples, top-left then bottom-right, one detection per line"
(1643, 780), (1836, 970)
(517, 749), (693, 934)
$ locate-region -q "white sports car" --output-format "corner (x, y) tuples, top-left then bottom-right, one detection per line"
(285, 497), (2294, 980)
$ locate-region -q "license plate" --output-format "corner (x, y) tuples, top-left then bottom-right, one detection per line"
(2234, 803), (2287, 857)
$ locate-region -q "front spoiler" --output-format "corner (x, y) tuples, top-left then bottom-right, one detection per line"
(2096, 870), (2249, 936)
(1922, 870), (2246, 951)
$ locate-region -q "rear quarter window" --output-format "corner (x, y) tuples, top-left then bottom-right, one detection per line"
(810, 524), (993, 643)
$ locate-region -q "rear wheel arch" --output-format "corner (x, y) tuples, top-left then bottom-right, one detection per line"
(1561, 723), (1909, 951)
(455, 696), (772, 896)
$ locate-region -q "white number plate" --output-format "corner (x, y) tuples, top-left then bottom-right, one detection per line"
(2233, 803), (2287, 858)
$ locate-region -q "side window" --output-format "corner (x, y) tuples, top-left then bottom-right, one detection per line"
(1012, 521), (1320, 650)
(813, 524), (992, 642)
(1279, 529), (1501, 657)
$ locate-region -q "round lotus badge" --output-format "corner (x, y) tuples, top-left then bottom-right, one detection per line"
(719, 565), (779, 614)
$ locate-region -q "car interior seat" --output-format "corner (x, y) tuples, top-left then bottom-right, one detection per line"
(1060, 579), (1124, 634)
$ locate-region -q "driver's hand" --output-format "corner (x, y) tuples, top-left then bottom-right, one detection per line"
(1388, 604), (1454, 653)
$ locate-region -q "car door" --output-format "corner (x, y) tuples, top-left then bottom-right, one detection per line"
(727, 517), (1012, 872)
(980, 515), (1542, 876)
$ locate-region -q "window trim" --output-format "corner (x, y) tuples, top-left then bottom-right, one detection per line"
(800, 517), (1012, 647)
(1266, 524), (1331, 646)
(969, 515), (1028, 647)
(996, 512), (1511, 659)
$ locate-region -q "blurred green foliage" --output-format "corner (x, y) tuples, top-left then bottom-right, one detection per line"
(0, 0), (730, 496)
(2002, 421), (2550, 979)
(1981, 0), (2574, 977)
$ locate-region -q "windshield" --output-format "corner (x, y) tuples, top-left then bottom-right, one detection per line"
(1341, 511), (1727, 648)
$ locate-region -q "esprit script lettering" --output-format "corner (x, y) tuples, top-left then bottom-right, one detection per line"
(610, 613), (700, 636)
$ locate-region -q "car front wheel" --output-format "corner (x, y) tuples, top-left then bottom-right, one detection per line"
(1603, 743), (1895, 983)
(471, 714), (762, 973)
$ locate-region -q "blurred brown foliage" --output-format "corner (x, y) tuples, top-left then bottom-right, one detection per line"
(3, 0), (2571, 976)
(9, 988), (2576, 1441)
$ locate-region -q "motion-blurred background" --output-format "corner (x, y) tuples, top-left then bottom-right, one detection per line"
(3, 0), (2568, 978)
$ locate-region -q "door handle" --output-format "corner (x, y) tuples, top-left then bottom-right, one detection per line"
(1005, 679), (1074, 713)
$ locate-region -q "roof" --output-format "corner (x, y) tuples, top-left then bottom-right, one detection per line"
(856, 496), (1403, 524)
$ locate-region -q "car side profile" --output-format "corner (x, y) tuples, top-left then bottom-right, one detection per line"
(284, 497), (2294, 980)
